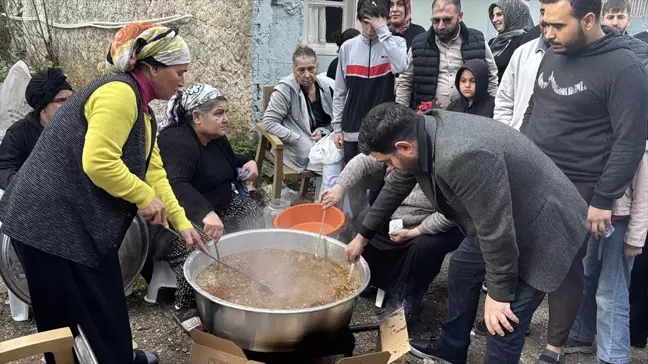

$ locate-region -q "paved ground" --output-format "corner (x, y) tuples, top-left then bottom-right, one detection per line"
(1, 256), (647, 363)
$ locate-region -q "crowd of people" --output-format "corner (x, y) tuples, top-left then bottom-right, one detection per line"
(1, 0), (648, 363)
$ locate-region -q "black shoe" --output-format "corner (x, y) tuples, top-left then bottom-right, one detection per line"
(564, 338), (595, 354)
(537, 349), (565, 364)
(472, 319), (532, 337)
(133, 350), (159, 364)
(472, 320), (488, 336)
(409, 338), (457, 364)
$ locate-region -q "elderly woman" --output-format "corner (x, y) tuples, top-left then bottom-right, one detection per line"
(0, 68), (72, 189)
(489, 0), (534, 82)
(153, 84), (264, 332)
(0, 23), (205, 364)
(263, 45), (342, 191)
(159, 84), (264, 234)
(389, 0), (425, 49)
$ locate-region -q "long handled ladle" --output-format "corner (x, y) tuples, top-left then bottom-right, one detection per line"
(163, 226), (276, 294)
(315, 209), (327, 258)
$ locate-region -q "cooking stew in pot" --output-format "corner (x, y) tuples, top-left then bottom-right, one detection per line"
(196, 248), (360, 309)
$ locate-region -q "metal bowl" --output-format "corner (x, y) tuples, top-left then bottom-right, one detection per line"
(0, 215), (149, 305)
(183, 228), (370, 353)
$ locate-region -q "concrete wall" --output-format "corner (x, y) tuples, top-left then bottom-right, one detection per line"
(11, 0), (253, 134)
(251, 0), (304, 123)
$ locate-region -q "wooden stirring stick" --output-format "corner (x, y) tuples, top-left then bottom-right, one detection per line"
(315, 209), (327, 258)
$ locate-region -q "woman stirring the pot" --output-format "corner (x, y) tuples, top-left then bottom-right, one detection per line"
(0, 23), (206, 364)
(159, 84), (265, 235)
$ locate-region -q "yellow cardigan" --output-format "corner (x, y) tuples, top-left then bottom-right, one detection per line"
(82, 81), (192, 232)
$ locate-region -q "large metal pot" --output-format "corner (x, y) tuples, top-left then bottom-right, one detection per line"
(183, 228), (370, 353)
(0, 215), (149, 305)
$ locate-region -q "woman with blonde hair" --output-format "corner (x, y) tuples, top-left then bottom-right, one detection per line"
(0, 23), (205, 364)
(263, 44), (342, 192)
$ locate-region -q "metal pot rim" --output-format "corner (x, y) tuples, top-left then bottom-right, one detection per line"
(184, 228), (370, 315)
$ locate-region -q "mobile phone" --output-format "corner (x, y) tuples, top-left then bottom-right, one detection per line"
(605, 225), (615, 238)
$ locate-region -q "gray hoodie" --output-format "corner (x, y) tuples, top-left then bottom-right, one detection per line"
(262, 73), (335, 172)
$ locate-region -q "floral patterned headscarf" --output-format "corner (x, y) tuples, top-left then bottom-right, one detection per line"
(106, 22), (190, 73)
(388, 0), (412, 35)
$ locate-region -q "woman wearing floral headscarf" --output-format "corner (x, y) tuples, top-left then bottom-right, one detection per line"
(388, 0), (425, 49)
(488, 0), (534, 82)
(158, 84), (264, 240)
(0, 23), (204, 364)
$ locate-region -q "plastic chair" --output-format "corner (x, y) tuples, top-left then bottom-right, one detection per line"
(143, 260), (177, 304)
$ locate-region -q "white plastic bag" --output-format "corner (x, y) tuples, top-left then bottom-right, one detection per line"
(308, 133), (344, 165)
(0, 61), (32, 142)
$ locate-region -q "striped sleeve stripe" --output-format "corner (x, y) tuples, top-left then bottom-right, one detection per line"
(346, 63), (392, 79)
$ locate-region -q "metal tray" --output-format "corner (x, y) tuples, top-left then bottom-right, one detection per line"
(0, 215), (149, 305)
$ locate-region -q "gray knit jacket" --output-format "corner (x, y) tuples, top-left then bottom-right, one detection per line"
(338, 154), (454, 234)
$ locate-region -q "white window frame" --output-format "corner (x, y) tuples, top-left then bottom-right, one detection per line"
(304, 0), (360, 56)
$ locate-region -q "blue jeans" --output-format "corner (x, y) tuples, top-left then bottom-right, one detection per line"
(437, 239), (545, 364)
(569, 219), (635, 364)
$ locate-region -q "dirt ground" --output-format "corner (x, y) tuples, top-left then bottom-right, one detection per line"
(1, 256), (647, 364)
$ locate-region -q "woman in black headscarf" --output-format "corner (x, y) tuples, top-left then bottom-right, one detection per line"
(0, 68), (73, 189)
(488, 0), (534, 82)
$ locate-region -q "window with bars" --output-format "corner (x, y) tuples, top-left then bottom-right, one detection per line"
(304, 0), (358, 54)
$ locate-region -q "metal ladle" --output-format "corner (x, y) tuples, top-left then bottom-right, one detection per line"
(163, 226), (276, 294)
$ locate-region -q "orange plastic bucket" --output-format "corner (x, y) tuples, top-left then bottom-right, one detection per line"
(273, 203), (345, 236)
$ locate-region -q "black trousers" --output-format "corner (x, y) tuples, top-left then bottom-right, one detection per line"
(545, 182), (594, 347)
(12, 240), (133, 364)
(630, 242), (648, 346)
(438, 238), (546, 364)
(362, 227), (463, 313)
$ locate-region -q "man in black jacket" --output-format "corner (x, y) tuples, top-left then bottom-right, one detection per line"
(0, 68), (72, 189)
(523, 0), (648, 362)
(395, 0), (499, 111)
(600, 0), (648, 68)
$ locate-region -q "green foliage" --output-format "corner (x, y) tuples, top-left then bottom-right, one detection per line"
(229, 130), (258, 158)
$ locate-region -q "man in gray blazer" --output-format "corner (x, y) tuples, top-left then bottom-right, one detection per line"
(348, 103), (588, 363)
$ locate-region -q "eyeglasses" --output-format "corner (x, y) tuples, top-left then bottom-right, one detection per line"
(431, 15), (457, 25)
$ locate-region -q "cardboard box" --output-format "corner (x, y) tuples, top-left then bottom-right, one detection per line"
(189, 308), (410, 364)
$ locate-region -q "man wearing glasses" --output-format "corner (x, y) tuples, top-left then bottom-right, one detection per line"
(396, 0), (499, 111)
(0, 68), (73, 189)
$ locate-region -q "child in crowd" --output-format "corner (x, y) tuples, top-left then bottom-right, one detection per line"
(332, 0), (408, 220)
(447, 59), (495, 118)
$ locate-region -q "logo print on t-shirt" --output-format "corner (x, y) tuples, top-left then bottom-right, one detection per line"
(537, 71), (588, 96)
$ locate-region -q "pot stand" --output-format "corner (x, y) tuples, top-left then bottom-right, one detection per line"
(243, 329), (355, 364)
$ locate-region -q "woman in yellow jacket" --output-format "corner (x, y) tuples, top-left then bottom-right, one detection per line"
(0, 23), (210, 364)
